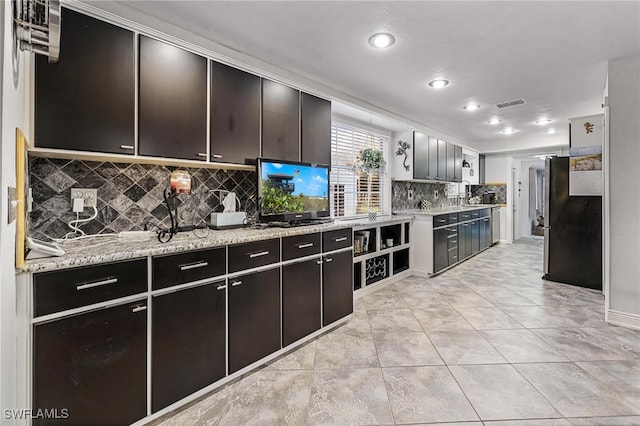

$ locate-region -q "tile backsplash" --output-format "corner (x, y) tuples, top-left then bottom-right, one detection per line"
(29, 157), (257, 240)
(391, 181), (451, 210)
(470, 184), (507, 204)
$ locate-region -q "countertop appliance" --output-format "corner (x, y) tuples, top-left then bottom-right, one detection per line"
(482, 191), (496, 204)
(543, 157), (602, 290)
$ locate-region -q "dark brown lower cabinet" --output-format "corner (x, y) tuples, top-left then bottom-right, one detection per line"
(282, 258), (322, 346)
(152, 281), (226, 412)
(228, 267), (281, 373)
(322, 251), (353, 326)
(33, 301), (147, 426)
(471, 220), (480, 254)
(433, 228), (449, 273)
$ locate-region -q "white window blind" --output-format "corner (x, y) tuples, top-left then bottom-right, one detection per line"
(330, 120), (388, 217)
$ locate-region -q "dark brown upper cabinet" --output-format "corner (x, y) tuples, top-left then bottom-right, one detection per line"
(262, 79), (300, 162)
(413, 131), (429, 180)
(446, 142), (455, 181)
(35, 8), (135, 154)
(301, 93), (331, 166)
(210, 61), (261, 164)
(138, 36), (207, 161)
(453, 144), (463, 182)
(437, 139), (447, 180)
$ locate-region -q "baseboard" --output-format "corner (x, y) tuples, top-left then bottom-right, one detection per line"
(606, 309), (640, 330)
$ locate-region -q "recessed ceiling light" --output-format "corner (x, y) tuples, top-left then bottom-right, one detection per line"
(463, 103), (481, 111)
(501, 128), (517, 135)
(536, 119), (552, 125)
(547, 128), (557, 134)
(428, 79), (449, 88)
(488, 118), (501, 125)
(368, 33), (396, 48)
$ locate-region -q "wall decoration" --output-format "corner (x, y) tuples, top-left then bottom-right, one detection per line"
(569, 145), (602, 196)
(395, 140), (411, 172)
(584, 122), (594, 134)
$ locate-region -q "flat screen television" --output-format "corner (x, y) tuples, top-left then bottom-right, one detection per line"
(257, 158), (330, 223)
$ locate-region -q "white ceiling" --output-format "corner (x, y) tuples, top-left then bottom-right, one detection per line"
(88, 1), (639, 154)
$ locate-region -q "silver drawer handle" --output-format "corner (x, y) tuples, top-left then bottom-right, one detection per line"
(437, 219), (446, 223)
(334, 237), (347, 242)
(231, 281), (242, 286)
(464, 224), (469, 227)
(180, 262), (208, 271)
(197, 153), (207, 157)
(216, 284), (227, 291)
(325, 258), (333, 263)
(119, 145), (134, 150)
(451, 240), (457, 244)
(212, 154), (223, 159)
(451, 256), (458, 259)
(77, 277), (117, 290)
(132, 305), (147, 313)
(447, 234), (457, 238)
(249, 251), (269, 258)
(297, 243), (314, 249)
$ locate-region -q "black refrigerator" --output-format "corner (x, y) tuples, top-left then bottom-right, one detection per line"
(543, 157), (602, 290)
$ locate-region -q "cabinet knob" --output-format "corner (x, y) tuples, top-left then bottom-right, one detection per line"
(216, 284), (227, 291)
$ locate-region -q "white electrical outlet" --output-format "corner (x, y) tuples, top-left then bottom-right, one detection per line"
(407, 189), (414, 200)
(70, 188), (97, 208)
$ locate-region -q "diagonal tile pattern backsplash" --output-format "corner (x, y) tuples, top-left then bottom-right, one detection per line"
(29, 157), (257, 240)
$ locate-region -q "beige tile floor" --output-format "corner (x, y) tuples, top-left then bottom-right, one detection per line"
(156, 239), (640, 425)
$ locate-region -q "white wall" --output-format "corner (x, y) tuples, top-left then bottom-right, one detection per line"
(484, 154), (514, 242)
(607, 54), (640, 326)
(484, 155), (509, 183)
(1, 1), (30, 418)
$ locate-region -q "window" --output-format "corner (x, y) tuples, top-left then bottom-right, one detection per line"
(330, 120), (389, 217)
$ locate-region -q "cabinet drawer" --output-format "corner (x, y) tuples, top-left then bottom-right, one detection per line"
(459, 212), (472, 221)
(448, 213), (458, 224)
(480, 208), (490, 218)
(152, 247), (226, 290)
(322, 228), (352, 252)
(433, 214), (448, 227)
(448, 247), (459, 265)
(282, 233), (321, 261)
(34, 259), (147, 317)
(471, 210), (481, 219)
(228, 239), (279, 273)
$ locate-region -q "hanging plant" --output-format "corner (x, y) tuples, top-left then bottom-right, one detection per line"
(354, 148), (386, 174)
(395, 140), (411, 172)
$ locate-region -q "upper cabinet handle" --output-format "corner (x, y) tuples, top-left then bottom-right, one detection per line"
(77, 277), (117, 290)
(334, 237), (347, 242)
(249, 251), (269, 258)
(180, 262), (208, 271)
(216, 284), (227, 291)
(297, 243), (314, 249)
(119, 145), (134, 150)
(197, 153), (207, 157)
(212, 154), (223, 159)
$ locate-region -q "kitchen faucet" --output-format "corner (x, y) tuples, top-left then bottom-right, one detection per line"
(459, 180), (472, 205)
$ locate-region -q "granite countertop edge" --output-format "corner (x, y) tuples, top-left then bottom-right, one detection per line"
(393, 204), (503, 216)
(20, 215), (414, 273)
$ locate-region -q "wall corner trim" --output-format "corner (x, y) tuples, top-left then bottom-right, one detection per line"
(606, 309), (640, 331)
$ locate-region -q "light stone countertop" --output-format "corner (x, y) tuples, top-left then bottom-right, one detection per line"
(394, 204), (501, 216)
(20, 215), (413, 273)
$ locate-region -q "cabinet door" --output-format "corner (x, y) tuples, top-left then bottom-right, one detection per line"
(228, 267), (281, 373)
(471, 220), (480, 254)
(433, 228), (449, 273)
(437, 139), (447, 181)
(453, 145), (463, 182)
(152, 281), (226, 412)
(210, 61), (261, 164)
(459, 223), (471, 259)
(33, 301), (147, 426)
(481, 217), (491, 249)
(428, 136), (438, 180)
(35, 8), (135, 154)
(446, 142), (455, 182)
(301, 93), (331, 166)
(139, 35), (207, 160)
(413, 131), (429, 180)
(282, 258), (322, 346)
(479, 154), (486, 184)
(322, 250), (353, 326)
(262, 79), (300, 162)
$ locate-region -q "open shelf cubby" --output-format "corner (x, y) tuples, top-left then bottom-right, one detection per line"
(352, 218), (412, 294)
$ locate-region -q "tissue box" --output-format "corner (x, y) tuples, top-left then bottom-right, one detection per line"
(210, 212), (247, 229)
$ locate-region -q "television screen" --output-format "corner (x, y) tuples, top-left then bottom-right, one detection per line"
(257, 159), (329, 221)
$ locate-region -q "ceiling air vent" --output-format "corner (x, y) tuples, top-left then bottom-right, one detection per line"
(13, 0), (61, 63)
(496, 98), (526, 109)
